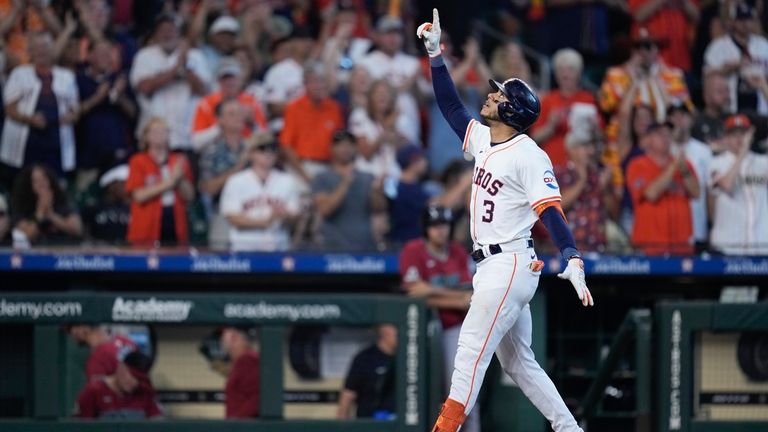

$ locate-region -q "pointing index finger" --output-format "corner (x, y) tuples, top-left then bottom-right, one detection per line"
(433, 8), (440, 26)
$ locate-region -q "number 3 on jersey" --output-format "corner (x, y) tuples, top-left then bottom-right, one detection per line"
(482, 200), (494, 222)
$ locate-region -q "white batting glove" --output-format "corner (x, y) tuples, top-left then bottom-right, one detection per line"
(557, 258), (594, 307)
(416, 8), (442, 58)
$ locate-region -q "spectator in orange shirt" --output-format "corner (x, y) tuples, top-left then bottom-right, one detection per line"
(626, 123), (700, 255)
(280, 63), (344, 187)
(629, 0), (699, 73)
(125, 118), (195, 246)
(190, 59), (268, 151)
(531, 48), (599, 167)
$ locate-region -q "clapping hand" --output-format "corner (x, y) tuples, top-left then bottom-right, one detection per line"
(35, 189), (54, 221)
(171, 159), (186, 185)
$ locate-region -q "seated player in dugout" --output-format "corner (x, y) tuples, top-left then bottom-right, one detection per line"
(337, 324), (397, 420)
(74, 350), (163, 419)
(65, 323), (138, 381)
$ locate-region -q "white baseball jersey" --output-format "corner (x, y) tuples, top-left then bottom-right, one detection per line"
(219, 169), (301, 252)
(709, 151), (768, 255)
(463, 119), (561, 247)
(704, 34), (768, 115)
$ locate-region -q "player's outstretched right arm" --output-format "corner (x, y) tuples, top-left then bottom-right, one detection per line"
(417, 8), (473, 141)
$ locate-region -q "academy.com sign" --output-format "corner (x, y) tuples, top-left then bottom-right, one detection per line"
(0, 298), (82, 320)
(112, 297), (193, 322)
(223, 301), (341, 321)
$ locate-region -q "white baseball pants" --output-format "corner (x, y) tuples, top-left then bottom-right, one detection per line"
(443, 325), (481, 432)
(447, 251), (583, 432)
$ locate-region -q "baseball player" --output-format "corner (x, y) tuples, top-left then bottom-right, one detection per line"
(417, 9), (593, 432)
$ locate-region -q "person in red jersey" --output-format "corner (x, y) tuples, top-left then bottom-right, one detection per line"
(75, 350), (162, 419)
(66, 323), (137, 381)
(399, 205), (478, 431)
(220, 326), (260, 418)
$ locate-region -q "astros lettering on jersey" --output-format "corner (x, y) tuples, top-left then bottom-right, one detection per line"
(463, 119), (561, 246)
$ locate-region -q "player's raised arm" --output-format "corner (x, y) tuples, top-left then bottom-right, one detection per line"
(417, 9), (473, 141)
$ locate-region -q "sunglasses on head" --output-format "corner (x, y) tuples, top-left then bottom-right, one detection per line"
(633, 41), (656, 50)
(253, 143), (278, 152)
(332, 129), (355, 143)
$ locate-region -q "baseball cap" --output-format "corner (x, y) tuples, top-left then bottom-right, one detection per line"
(396, 144), (425, 169)
(631, 27), (660, 47)
(248, 132), (278, 151)
(645, 121), (673, 134)
(271, 25), (312, 51)
(217, 58), (242, 79)
(153, 12), (180, 32)
(332, 129), (356, 144)
(227, 324), (259, 339)
(376, 16), (404, 33)
(724, 114), (752, 131)
(99, 164), (129, 187)
(734, 2), (754, 19)
(119, 349), (152, 379)
(337, 0), (356, 12)
(209, 15), (240, 35)
(666, 99), (693, 116)
(423, 205), (453, 226)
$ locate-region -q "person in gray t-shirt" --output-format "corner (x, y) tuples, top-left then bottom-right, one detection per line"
(312, 130), (387, 251)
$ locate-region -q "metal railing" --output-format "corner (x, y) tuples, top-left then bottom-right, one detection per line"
(578, 309), (652, 432)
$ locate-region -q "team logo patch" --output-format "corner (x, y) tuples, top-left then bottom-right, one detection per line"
(543, 170), (559, 190)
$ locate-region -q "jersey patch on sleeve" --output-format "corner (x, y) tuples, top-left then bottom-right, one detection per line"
(543, 170), (559, 190)
(403, 266), (422, 283)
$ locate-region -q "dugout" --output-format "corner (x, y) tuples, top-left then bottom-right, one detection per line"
(0, 293), (430, 431)
(0, 250), (767, 432)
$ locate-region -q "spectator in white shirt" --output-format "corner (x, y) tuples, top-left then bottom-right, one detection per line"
(704, 3), (768, 115)
(200, 15), (241, 80)
(219, 133), (301, 251)
(1, 32), (79, 177)
(130, 14), (212, 151)
(667, 100), (713, 252)
(709, 114), (768, 255)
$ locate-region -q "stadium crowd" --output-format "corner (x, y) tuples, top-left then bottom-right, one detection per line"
(0, 0), (766, 256)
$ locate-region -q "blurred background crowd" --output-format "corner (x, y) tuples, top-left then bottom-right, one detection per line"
(0, 0), (766, 256)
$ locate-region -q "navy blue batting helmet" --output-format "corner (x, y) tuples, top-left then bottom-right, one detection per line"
(421, 205), (453, 238)
(489, 78), (541, 131)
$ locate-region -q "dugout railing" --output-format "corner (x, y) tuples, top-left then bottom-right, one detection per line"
(579, 309), (652, 431)
(0, 292), (428, 432)
(579, 302), (768, 432)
